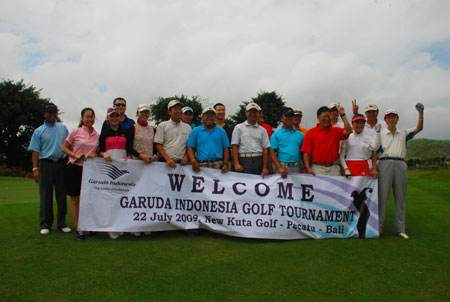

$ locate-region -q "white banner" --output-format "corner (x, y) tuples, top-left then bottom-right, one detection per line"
(79, 158), (379, 240)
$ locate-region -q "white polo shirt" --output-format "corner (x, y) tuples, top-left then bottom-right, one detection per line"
(231, 121), (270, 154)
(379, 127), (416, 159)
(154, 119), (191, 161)
(364, 119), (387, 138)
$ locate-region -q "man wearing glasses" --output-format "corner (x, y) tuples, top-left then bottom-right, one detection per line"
(102, 97), (135, 131)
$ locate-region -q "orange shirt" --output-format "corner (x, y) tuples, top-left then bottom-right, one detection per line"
(295, 125), (308, 136)
(301, 124), (346, 164)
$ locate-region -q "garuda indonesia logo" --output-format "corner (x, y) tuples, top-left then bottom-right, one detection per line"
(96, 162), (130, 180)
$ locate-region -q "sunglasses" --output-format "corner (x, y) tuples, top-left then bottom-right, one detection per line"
(331, 108), (338, 112)
(115, 103), (126, 107)
(46, 110), (57, 114)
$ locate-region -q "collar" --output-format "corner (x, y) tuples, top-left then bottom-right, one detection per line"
(138, 121), (148, 127)
(244, 121), (259, 127)
(43, 120), (57, 127)
(200, 124), (216, 131)
(316, 123), (332, 132)
(170, 118), (181, 125)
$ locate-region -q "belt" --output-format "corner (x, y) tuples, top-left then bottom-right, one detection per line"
(239, 152), (262, 158)
(198, 158), (222, 163)
(280, 161), (302, 167)
(39, 158), (67, 163)
(312, 162), (338, 167)
(380, 157), (404, 161)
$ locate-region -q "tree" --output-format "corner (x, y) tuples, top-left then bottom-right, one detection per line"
(229, 90), (286, 128)
(0, 79), (52, 169)
(150, 95), (204, 125)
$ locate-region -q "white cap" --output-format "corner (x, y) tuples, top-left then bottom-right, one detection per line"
(137, 104), (151, 112)
(328, 103), (338, 109)
(202, 107), (216, 116)
(168, 100), (182, 110)
(384, 109), (398, 117)
(246, 102), (261, 111)
(365, 103), (378, 112)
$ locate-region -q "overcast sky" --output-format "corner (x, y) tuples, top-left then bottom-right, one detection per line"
(1, 0), (449, 139)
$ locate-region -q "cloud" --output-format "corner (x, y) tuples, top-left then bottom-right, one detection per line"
(1, 0), (449, 138)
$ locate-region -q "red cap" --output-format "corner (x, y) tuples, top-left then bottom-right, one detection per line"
(352, 115), (366, 122)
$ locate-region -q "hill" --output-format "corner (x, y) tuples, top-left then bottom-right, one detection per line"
(406, 138), (450, 159)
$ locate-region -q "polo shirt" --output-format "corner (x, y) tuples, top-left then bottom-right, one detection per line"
(154, 119), (191, 161)
(270, 127), (304, 163)
(231, 121), (270, 153)
(379, 128), (416, 159)
(341, 131), (377, 161)
(187, 124), (230, 161)
(101, 116), (135, 132)
(65, 126), (100, 166)
(301, 124), (346, 164)
(99, 125), (139, 158)
(29, 121), (68, 160)
(364, 120), (387, 138)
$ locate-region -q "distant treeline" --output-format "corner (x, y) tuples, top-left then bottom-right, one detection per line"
(406, 139), (450, 169)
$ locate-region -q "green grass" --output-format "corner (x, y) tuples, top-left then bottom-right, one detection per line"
(0, 171), (449, 302)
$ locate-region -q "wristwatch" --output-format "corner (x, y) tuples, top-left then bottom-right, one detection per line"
(32, 167), (39, 172)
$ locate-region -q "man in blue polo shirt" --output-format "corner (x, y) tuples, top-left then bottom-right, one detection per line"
(187, 107), (230, 173)
(29, 103), (71, 235)
(101, 97), (135, 131)
(270, 107), (305, 178)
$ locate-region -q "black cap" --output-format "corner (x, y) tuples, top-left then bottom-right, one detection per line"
(45, 103), (58, 113)
(281, 107), (294, 116)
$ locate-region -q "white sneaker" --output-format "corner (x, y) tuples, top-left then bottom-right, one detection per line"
(40, 228), (50, 235)
(59, 227), (72, 233)
(397, 232), (409, 239)
(108, 232), (121, 240)
(131, 232), (141, 237)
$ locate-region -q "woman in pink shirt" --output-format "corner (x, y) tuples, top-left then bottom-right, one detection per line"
(61, 108), (99, 240)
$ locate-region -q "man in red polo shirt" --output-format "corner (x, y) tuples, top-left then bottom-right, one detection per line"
(301, 104), (352, 176)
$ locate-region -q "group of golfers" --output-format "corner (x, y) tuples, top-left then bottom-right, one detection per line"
(28, 97), (424, 240)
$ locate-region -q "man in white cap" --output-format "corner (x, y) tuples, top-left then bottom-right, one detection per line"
(329, 103), (344, 127)
(187, 107), (230, 173)
(378, 103), (424, 239)
(182, 106), (196, 129)
(231, 103), (270, 177)
(352, 99), (386, 138)
(154, 100), (192, 169)
(293, 109), (308, 136)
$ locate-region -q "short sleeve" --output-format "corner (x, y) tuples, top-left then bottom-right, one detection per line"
(300, 131), (312, 153)
(154, 123), (165, 144)
(230, 124), (241, 146)
(65, 129), (77, 145)
(187, 128), (197, 148)
(262, 130), (270, 149)
(28, 129), (41, 152)
(270, 132), (279, 150)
